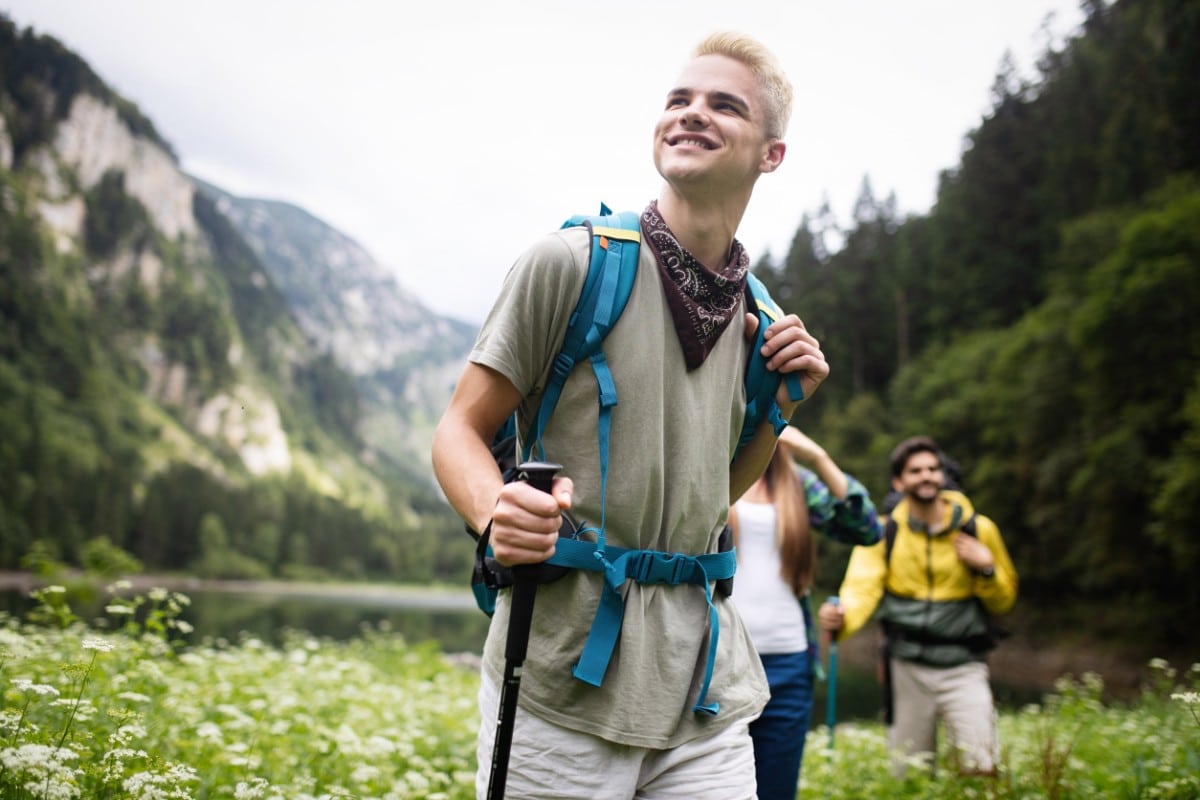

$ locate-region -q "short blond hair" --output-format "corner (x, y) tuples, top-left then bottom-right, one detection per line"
(693, 31), (793, 139)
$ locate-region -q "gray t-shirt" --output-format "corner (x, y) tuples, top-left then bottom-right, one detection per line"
(471, 225), (769, 748)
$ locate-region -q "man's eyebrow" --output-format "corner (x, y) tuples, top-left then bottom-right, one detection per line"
(711, 90), (750, 112)
(665, 87), (750, 113)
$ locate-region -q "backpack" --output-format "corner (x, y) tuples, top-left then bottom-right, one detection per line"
(467, 204), (803, 715)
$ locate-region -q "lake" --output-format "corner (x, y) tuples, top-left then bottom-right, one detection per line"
(0, 574), (1042, 724)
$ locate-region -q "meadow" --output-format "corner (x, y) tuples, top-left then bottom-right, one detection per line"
(1, 584), (1196, 799)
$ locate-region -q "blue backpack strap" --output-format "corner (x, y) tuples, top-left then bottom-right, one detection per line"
(736, 274), (805, 454)
(523, 204), (640, 543)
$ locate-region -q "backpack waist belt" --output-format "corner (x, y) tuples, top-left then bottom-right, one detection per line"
(546, 537), (736, 716)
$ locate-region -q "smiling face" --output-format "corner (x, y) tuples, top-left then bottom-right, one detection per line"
(894, 450), (945, 507)
(652, 53), (784, 196)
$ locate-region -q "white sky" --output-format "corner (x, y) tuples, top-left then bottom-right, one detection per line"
(4, 1), (1083, 324)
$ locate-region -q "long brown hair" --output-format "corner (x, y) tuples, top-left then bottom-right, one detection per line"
(731, 446), (815, 597)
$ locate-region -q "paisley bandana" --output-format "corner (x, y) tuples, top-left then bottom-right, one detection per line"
(641, 201), (749, 370)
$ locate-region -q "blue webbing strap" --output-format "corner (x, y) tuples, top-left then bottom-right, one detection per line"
(740, 274), (805, 451)
(546, 538), (736, 715)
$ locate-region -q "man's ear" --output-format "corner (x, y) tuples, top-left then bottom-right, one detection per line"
(891, 476), (903, 492)
(759, 140), (786, 173)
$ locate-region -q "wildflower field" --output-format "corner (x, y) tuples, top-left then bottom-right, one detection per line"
(1, 584), (1197, 799)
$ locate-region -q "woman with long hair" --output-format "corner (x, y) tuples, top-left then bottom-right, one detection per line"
(730, 426), (882, 800)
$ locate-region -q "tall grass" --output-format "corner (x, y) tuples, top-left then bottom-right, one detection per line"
(0, 583), (1196, 799)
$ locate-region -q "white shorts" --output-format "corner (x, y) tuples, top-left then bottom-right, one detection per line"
(475, 673), (758, 799)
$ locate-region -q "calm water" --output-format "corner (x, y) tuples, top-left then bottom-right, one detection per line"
(0, 579), (1040, 724)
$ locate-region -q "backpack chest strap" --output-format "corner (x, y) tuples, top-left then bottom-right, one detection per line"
(546, 539), (736, 716)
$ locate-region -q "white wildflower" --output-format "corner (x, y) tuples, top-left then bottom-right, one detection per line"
(235, 777), (271, 800)
(148, 588), (169, 602)
(171, 619), (194, 634)
(351, 763), (382, 784)
(82, 636), (114, 652)
(106, 604), (135, 616)
(12, 678), (61, 697)
(108, 580), (133, 591)
(195, 721), (223, 741)
(122, 763), (198, 799)
(0, 743), (81, 799)
(1172, 691), (1200, 705)
(117, 691), (152, 704)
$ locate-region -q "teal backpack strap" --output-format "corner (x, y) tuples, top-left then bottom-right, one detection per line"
(524, 203), (640, 543)
(736, 274), (805, 454)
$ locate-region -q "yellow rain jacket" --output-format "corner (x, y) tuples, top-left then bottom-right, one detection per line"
(836, 490), (1018, 666)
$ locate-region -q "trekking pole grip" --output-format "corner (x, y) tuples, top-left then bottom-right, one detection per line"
(516, 461), (561, 495)
(506, 461), (562, 662)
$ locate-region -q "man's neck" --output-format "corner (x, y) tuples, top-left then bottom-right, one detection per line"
(655, 187), (751, 270)
(907, 494), (945, 531)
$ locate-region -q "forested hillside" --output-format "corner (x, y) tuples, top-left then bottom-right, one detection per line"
(0, 16), (471, 584)
(755, 0), (1199, 650)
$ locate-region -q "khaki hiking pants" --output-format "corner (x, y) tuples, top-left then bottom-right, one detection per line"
(888, 658), (999, 777)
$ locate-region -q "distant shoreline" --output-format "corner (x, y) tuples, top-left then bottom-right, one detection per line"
(0, 571), (479, 611)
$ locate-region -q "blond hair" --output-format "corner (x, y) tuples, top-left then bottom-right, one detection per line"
(693, 31), (793, 140)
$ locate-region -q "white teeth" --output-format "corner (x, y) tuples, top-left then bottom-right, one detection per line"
(676, 138), (711, 149)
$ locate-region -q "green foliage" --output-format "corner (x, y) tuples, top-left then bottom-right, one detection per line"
(79, 536), (142, 578)
(18, 541), (66, 579)
(83, 169), (151, 258)
(0, 14), (174, 160)
(774, 0), (1200, 649)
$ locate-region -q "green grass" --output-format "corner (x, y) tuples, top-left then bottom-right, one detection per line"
(801, 663), (1200, 798)
(0, 583), (1196, 799)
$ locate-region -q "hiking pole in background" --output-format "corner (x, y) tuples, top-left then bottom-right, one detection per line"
(826, 595), (840, 749)
(487, 460), (561, 800)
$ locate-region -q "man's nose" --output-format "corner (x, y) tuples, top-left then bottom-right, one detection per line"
(680, 104), (707, 128)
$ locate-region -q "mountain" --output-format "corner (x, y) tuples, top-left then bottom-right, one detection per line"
(193, 180), (476, 478)
(0, 15), (473, 583)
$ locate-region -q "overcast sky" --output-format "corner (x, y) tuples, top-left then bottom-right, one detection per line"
(4, 1), (1083, 324)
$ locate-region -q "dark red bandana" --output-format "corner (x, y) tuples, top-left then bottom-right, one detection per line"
(641, 201), (749, 370)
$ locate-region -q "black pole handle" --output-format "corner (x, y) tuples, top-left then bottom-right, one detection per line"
(514, 460), (561, 495)
(505, 461), (561, 661)
(488, 460), (561, 800)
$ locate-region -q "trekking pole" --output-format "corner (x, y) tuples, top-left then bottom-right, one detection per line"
(826, 596), (840, 749)
(487, 460), (561, 800)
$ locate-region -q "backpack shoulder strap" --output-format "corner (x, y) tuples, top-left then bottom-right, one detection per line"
(531, 203), (640, 540)
(884, 515), (898, 565)
(522, 204), (640, 461)
(737, 274), (805, 456)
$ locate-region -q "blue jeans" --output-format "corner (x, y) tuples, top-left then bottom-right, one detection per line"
(749, 649), (816, 800)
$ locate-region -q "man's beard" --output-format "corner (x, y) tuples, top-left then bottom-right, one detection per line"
(906, 484), (941, 506)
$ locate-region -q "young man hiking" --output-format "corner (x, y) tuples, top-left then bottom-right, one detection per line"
(432, 31), (828, 799)
(818, 435), (1018, 777)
